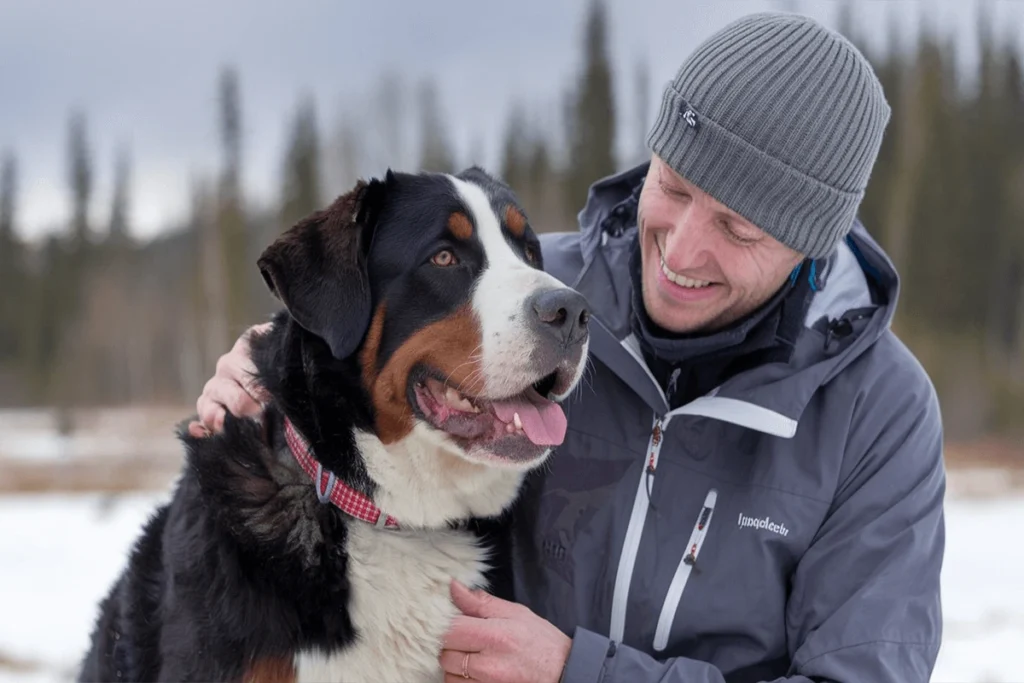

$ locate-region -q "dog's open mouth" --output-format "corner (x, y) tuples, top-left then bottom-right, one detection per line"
(410, 368), (568, 455)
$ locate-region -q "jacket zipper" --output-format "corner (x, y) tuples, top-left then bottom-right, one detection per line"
(653, 488), (718, 651)
(608, 335), (795, 645)
(608, 413), (670, 643)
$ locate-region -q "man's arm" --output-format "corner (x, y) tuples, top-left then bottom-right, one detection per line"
(561, 358), (946, 683)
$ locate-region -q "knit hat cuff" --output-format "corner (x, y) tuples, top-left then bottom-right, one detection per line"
(647, 84), (863, 259)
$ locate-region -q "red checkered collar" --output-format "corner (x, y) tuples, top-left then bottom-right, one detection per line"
(283, 417), (400, 530)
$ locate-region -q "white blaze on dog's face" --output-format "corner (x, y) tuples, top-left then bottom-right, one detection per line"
(451, 176), (589, 403)
(354, 168), (590, 476)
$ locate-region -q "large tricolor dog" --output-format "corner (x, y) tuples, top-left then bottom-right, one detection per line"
(78, 167), (590, 682)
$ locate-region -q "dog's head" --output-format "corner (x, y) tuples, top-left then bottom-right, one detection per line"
(257, 167), (589, 470)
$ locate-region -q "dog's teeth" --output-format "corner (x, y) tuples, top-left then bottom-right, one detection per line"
(443, 385), (479, 413)
(513, 412), (523, 430)
(506, 423), (515, 434)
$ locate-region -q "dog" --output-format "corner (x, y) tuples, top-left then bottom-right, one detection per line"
(77, 167), (590, 682)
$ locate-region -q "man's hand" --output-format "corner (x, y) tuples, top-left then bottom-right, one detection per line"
(188, 322), (273, 437)
(439, 580), (570, 683)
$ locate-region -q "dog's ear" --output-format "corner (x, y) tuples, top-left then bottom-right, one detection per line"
(257, 176), (389, 359)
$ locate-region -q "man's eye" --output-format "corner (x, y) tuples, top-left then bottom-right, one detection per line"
(720, 220), (759, 245)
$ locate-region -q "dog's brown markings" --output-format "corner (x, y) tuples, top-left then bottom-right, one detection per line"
(359, 302), (387, 392)
(243, 656), (296, 683)
(504, 205), (526, 237)
(448, 211), (473, 240)
(365, 305), (484, 444)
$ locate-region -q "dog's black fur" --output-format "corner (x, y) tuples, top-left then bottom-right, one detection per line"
(77, 168), (528, 683)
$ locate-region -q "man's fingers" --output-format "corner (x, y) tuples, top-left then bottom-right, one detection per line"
(216, 351), (266, 403)
(187, 421), (210, 438)
(442, 615), (491, 652)
(197, 395), (226, 433)
(444, 674), (482, 683)
(440, 648), (497, 683)
(439, 649), (474, 680)
(224, 330), (271, 404)
(244, 321), (273, 340)
(451, 580), (520, 620)
(206, 376), (263, 420)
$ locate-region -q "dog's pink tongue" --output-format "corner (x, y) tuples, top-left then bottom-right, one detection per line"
(491, 394), (567, 446)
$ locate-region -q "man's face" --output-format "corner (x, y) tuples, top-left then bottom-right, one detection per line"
(637, 155), (804, 334)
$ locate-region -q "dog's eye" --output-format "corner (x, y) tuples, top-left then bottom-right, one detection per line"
(524, 246), (538, 264)
(431, 249), (458, 267)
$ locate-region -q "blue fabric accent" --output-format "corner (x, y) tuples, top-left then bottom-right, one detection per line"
(789, 263), (802, 286)
(808, 260), (819, 292)
(846, 234), (882, 284)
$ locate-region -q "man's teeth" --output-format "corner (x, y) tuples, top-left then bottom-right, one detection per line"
(661, 257), (711, 288)
(443, 386), (480, 413)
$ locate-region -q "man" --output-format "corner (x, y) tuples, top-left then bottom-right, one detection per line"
(192, 12), (945, 683)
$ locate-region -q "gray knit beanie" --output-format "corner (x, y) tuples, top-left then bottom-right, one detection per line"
(646, 12), (890, 259)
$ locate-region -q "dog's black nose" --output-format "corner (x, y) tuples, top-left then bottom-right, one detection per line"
(529, 288), (590, 346)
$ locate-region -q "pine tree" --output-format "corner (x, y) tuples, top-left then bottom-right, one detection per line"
(855, 8), (903, 254)
(0, 151), (15, 259)
(417, 79), (456, 173)
(281, 95), (323, 227)
(331, 112), (362, 191)
(633, 57), (651, 166)
(67, 110), (93, 247)
(46, 109), (97, 409)
(0, 151), (21, 369)
(373, 72), (407, 171)
(108, 145), (131, 245)
(525, 126), (562, 233)
(564, 0), (616, 217)
(216, 66), (250, 337)
(500, 104), (530, 193)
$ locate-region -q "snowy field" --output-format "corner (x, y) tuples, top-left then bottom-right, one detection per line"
(0, 409), (1021, 682)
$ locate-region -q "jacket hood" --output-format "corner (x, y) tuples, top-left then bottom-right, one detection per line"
(569, 162), (902, 437)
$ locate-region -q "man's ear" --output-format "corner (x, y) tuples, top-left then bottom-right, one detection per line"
(257, 176), (389, 359)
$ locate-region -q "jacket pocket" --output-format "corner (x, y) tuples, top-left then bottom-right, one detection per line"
(653, 487), (718, 651)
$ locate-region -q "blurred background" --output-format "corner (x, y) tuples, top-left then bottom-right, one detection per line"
(0, 1), (1022, 681)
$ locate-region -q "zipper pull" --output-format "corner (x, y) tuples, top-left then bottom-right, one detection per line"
(648, 419), (663, 475)
(683, 496), (717, 566)
(643, 416), (667, 509)
(666, 367), (681, 403)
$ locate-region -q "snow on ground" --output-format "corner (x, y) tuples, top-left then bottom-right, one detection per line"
(0, 407), (184, 462)
(0, 487), (1020, 682)
(0, 492), (170, 682)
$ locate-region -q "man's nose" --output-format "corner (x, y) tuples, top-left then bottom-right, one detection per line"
(663, 208), (714, 268)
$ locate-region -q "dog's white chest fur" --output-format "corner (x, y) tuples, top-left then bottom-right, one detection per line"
(294, 522), (489, 683)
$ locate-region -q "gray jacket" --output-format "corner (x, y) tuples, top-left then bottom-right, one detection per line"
(508, 163), (945, 683)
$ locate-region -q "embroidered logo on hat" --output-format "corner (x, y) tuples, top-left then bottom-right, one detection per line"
(679, 102), (699, 131)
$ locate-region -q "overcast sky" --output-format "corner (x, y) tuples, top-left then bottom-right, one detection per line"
(2, 0), (1022, 242)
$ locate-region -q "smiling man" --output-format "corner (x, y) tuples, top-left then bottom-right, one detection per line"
(193, 12), (945, 683)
